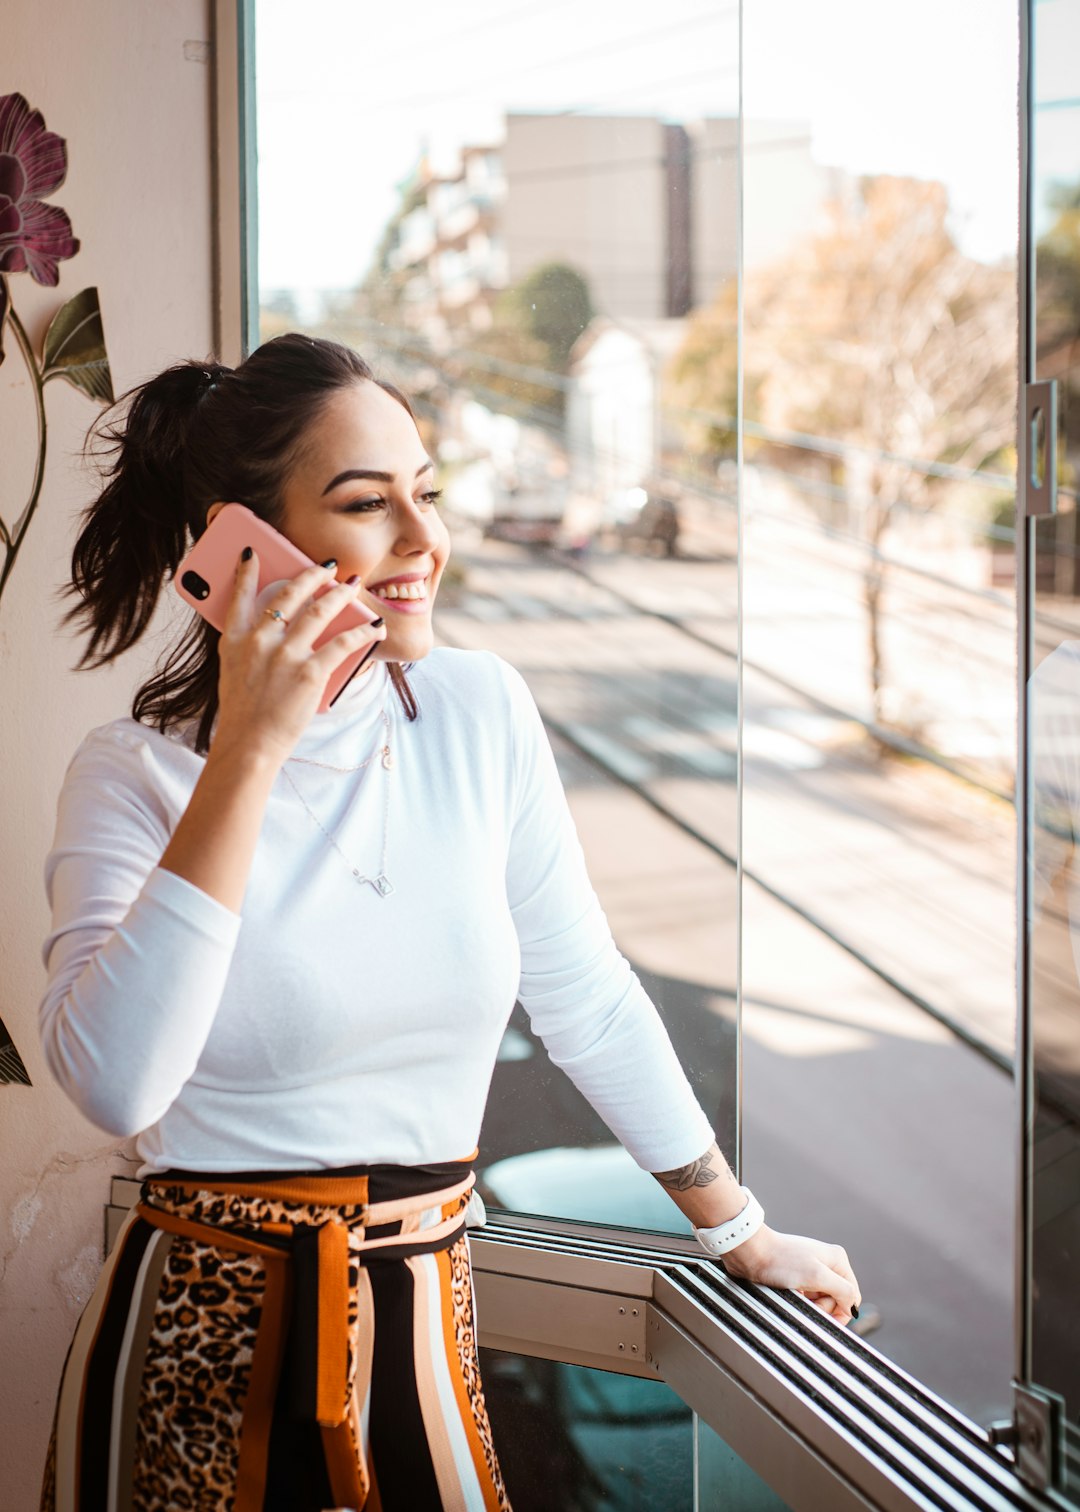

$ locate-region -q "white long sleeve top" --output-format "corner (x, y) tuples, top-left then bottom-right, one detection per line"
(39, 648), (715, 1176)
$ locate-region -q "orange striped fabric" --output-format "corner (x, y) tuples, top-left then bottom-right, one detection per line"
(39, 1160), (512, 1512)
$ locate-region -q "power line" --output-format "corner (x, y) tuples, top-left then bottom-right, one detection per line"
(334, 316), (1015, 494)
(258, 0), (581, 102)
(553, 65), (739, 118)
(363, 334), (1016, 599)
(394, 134), (800, 197)
(294, 9), (739, 117)
(497, 139), (739, 187)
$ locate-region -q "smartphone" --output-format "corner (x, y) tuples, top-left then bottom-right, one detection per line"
(174, 503), (382, 713)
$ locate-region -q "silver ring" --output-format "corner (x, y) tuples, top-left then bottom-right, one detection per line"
(264, 608), (288, 628)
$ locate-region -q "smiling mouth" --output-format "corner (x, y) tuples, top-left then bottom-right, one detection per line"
(370, 579), (428, 602)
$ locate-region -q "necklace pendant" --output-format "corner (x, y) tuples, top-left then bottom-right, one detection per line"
(381, 747), (394, 770)
(371, 874), (394, 897)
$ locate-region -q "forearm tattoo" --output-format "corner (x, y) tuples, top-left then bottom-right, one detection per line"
(653, 1148), (720, 1192)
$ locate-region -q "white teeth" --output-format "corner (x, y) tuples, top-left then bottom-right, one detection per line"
(375, 580), (427, 601)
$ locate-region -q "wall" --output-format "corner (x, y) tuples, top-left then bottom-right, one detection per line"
(0, 4), (217, 1503)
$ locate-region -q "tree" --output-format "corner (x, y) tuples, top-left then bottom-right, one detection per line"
(453, 262), (595, 425)
(665, 277), (738, 461)
(672, 176), (1017, 731)
(1035, 179), (1080, 472)
(507, 262), (594, 371)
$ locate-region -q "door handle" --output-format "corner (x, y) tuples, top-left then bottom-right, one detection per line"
(1022, 379), (1058, 517)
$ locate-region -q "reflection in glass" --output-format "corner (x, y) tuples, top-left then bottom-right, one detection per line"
(695, 1414), (792, 1511)
(1028, 0), (1080, 1485)
(256, 0), (740, 1235)
(481, 1353), (692, 1510)
(740, 0), (1018, 1425)
(481, 1351), (794, 1510)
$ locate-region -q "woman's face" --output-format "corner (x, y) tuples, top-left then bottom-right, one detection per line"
(277, 379), (450, 667)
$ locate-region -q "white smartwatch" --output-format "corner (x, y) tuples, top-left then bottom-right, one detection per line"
(692, 1187), (765, 1256)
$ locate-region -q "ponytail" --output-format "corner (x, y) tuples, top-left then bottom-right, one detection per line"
(62, 360), (229, 667)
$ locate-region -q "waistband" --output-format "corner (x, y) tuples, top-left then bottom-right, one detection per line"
(145, 1151), (478, 1206)
(135, 1156), (479, 1434)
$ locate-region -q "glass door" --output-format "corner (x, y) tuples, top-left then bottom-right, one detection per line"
(1022, 0), (1080, 1498)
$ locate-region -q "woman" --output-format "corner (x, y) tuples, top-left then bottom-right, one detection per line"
(39, 334), (860, 1512)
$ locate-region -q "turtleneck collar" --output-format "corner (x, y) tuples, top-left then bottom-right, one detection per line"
(179, 658), (391, 758)
(292, 658), (391, 752)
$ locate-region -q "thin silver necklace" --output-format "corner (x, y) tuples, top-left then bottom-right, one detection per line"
(280, 710), (395, 897)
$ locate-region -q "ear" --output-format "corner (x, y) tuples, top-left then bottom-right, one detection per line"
(206, 502), (226, 526)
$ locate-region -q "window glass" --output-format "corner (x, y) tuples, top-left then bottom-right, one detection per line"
(1027, 0), (1080, 1487)
(256, 0), (740, 1234)
(479, 1350), (794, 1510)
(740, 0), (1019, 1425)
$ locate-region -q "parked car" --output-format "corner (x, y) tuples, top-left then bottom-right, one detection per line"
(606, 485), (682, 557)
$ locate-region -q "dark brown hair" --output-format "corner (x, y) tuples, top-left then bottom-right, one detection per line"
(63, 333), (418, 754)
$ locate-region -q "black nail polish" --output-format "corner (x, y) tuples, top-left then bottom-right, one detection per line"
(852, 1305), (860, 1319)
(241, 546), (253, 561)
(321, 558), (337, 568)
(371, 616), (384, 628)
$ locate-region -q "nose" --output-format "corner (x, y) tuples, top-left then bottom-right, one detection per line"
(394, 495), (442, 555)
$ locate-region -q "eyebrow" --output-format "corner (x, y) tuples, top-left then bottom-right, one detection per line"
(322, 460), (434, 495)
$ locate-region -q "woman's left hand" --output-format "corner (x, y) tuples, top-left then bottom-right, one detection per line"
(719, 1225), (861, 1325)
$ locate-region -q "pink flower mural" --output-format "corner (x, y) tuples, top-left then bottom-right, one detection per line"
(0, 92), (113, 1085)
(0, 92), (81, 286)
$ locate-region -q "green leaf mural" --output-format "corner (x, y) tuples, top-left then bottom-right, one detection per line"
(42, 286), (114, 403)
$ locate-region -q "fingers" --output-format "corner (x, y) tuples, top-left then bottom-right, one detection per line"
(732, 1229), (862, 1328)
(280, 578), (363, 642)
(224, 550), (337, 636)
(803, 1253), (860, 1324)
(263, 562), (344, 635)
(309, 615), (387, 679)
(825, 1244), (861, 1320)
(223, 546), (260, 635)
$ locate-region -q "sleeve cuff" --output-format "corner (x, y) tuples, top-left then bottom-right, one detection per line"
(627, 1113), (718, 1176)
(144, 866), (243, 945)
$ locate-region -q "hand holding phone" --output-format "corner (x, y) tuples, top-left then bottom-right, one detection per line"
(174, 503), (384, 714)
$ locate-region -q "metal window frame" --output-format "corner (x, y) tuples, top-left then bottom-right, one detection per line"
(212, 0), (258, 363)
(1016, 0), (1035, 1413)
(1014, 2), (1072, 1497)
(471, 1215), (1066, 1512)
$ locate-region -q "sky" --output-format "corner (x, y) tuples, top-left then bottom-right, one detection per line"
(255, 0), (1021, 300)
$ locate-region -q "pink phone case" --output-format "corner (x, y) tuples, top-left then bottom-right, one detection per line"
(174, 503), (381, 713)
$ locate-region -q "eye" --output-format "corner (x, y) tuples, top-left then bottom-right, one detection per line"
(343, 497), (385, 514)
(418, 488), (444, 508)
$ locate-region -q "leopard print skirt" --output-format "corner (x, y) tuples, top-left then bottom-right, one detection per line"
(39, 1160), (511, 1512)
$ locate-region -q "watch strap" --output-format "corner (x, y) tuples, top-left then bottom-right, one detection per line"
(692, 1187), (765, 1256)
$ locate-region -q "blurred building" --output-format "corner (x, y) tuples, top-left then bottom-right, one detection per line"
(566, 317), (688, 497)
(379, 113), (829, 343)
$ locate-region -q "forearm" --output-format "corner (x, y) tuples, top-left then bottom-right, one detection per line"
(652, 1142), (748, 1227)
(159, 738), (280, 912)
